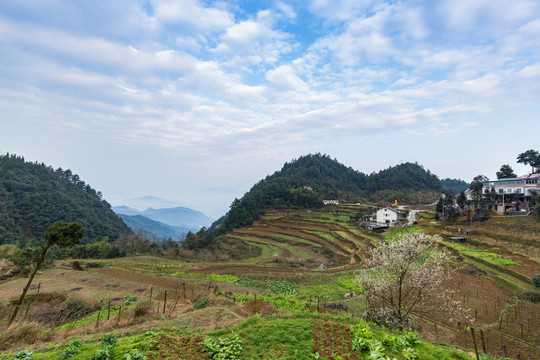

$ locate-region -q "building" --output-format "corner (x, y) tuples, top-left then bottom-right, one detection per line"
(323, 200), (339, 205)
(482, 173), (540, 214)
(376, 207), (400, 224)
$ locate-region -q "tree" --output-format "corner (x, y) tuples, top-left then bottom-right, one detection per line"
(356, 232), (468, 331)
(517, 149), (540, 173)
(496, 164), (517, 179)
(8, 221), (84, 326)
(470, 175), (488, 209)
(457, 191), (467, 209)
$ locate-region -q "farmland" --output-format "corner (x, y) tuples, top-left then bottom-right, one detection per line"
(0, 206), (539, 359)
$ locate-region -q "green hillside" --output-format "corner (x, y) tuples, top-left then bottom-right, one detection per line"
(213, 155), (442, 235)
(0, 154), (131, 244)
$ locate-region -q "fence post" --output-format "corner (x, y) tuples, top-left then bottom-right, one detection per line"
(149, 286), (153, 302)
(116, 306), (122, 327)
(470, 327), (480, 360)
(107, 301), (111, 320)
(163, 290), (167, 314)
(95, 312), (101, 329)
(480, 329), (487, 354)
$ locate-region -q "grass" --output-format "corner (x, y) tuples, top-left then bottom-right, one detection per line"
(272, 234), (322, 247)
(440, 241), (521, 267)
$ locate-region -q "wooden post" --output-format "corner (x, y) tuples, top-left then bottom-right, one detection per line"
(163, 290), (167, 314)
(95, 311), (101, 329)
(183, 282), (186, 299)
(317, 297), (320, 312)
(434, 322), (438, 341)
(116, 306), (122, 326)
(107, 301), (111, 320)
(480, 329), (487, 354)
(470, 327), (480, 360)
(149, 286), (153, 302)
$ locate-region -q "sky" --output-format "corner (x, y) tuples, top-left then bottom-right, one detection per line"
(1, 0), (539, 218)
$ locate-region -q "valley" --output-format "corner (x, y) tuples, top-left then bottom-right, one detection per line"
(1, 205), (538, 359)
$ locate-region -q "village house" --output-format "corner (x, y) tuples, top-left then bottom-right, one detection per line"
(482, 173), (540, 214)
(323, 200), (339, 205)
(376, 207), (400, 225)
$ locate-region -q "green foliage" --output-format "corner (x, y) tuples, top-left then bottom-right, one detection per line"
(13, 350), (33, 360)
(202, 333), (243, 359)
(351, 321), (421, 359)
(101, 333), (118, 347)
(441, 178), (468, 195)
(61, 339), (82, 359)
(91, 347), (111, 360)
(235, 278), (299, 296)
(239, 318), (313, 359)
(0, 154), (131, 246)
(45, 221), (84, 248)
(122, 349), (147, 360)
(496, 165), (517, 179)
(194, 297), (209, 309)
(530, 275), (540, 288)
(124, 294), (138, 306)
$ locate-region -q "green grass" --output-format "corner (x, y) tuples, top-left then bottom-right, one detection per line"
(440, 241), (521, 267)
(307, 231), (338, 242)
(239, 318), (313, 359)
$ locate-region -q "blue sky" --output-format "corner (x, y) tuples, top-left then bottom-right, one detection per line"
(1, 0), (539, 218)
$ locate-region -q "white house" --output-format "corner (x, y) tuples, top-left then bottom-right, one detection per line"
(376, 207), (400, 224)
(323, 200), (339, 205)
(482, 173), (540, 213)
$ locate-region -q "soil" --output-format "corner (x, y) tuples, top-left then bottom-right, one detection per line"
(312, 320), (360, 359)
(150, 334), (210, 360)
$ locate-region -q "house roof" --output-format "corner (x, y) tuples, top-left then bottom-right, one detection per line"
(377, 207), (399, 214)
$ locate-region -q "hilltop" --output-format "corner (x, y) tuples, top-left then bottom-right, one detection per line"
(0, 154), (131, 244)
(213, 154), (442, 234)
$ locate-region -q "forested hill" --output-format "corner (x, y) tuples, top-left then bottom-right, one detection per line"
(0, 154), (131, 244)
(364, 163), (443, 203)
(212, 154), (442, 234)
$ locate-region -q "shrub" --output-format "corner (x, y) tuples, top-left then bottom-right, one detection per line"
(202, 333), (243, 359)
(194, 297), (209, 309)
(101, 333), (117, 347)
(134, 301), (152, 318)
(530, 275), (540, 288)
(92, 347), (111, 360)
(61, 339), (82, 359)
(122, 349), (147, 360)
(14, 350), (33, 360)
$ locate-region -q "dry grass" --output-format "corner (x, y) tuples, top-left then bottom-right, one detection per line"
(0, 321), (44, 350)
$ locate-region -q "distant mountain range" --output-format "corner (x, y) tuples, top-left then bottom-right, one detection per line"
(116, 214), (195, 240)
(112, 205), (213, 240)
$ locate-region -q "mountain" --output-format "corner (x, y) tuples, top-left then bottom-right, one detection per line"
(441, 178), (469, 194)
(112, 206), (213, 229)
(117, 214), (195, 240)
(212, 154), (443, 235)
(0, 154), (132, 244)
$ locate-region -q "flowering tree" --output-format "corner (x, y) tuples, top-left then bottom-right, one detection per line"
(356, 232), (469, 330)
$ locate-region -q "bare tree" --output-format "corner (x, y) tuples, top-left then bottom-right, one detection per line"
(356, 232), (472, 330)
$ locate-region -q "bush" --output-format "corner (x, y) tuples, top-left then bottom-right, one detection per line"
(61, 339), (82, 359)
(14, 350), (33, 360)
(92, 347), (111, 360)
(122, 350), (147, 360)
(134, 301), (152, 318)
(194, 297), (209, 309)
(203, 333), (243, 359)
(530, 275), (540, 288)
(101, 333), (117, 347)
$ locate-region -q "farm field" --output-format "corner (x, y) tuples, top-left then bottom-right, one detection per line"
(0, 206), (539, 359)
